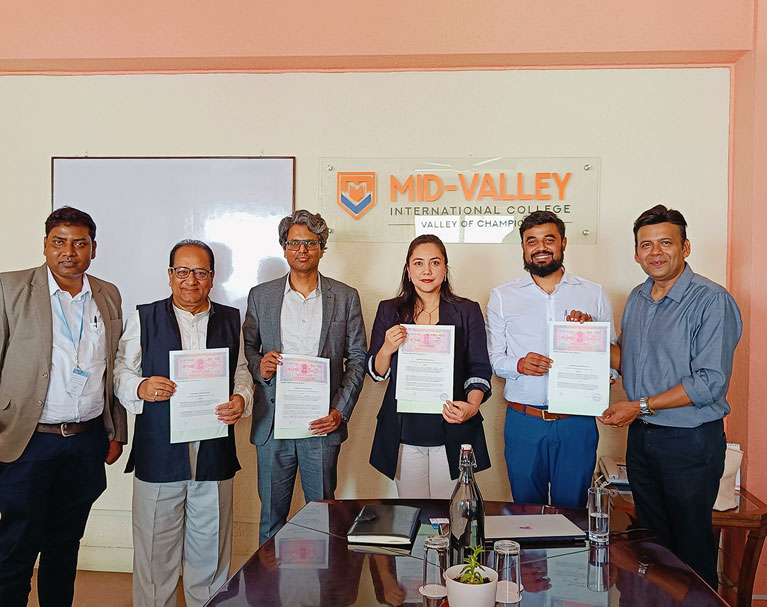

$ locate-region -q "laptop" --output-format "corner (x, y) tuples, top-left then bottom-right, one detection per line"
(485, 514), (586, 544)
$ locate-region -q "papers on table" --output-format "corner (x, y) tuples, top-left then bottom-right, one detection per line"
(546, 322), (610, 416)
(275, 354), (330, 439)
(169, 348), (230, 443)
(395, 324), (455, 414)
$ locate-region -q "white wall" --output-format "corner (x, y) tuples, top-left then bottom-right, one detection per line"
(0, 68), (730, 571)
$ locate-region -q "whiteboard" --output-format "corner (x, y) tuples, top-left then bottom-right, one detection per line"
(52, 157), (294, 319)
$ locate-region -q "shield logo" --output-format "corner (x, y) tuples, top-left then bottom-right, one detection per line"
(337, 172), (376, 219)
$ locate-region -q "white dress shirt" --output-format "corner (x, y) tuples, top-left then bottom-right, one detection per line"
(41, 268), (107, 424)
(114, 303), (253, 416)
(486, 269), (615, 407)
(280, 274), (323, 355)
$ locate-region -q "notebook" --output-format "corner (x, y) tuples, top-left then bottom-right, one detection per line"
(485, 514), (586, 543)
(347, 504), (421, 545)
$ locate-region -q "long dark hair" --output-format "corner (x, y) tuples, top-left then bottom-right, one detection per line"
(393, 234), (465, 323)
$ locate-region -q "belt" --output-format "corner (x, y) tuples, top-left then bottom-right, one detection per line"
(36, 415), (103, 437)
(507, 401), (571, 421)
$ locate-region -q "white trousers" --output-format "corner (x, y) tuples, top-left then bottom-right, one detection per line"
(395, 444), (455, 499)
(132, 476), (234, 607)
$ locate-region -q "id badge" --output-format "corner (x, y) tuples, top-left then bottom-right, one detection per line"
(66, 367), (89, 396)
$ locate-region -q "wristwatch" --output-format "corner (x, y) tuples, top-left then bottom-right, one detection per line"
(638, 396), (655, 417)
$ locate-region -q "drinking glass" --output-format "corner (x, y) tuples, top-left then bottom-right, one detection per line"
(587, 487), (611, 544)
(494, 539), (522, 605)
(420, 535), (448, 607)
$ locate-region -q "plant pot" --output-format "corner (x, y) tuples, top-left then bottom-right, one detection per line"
(443, 564), (498, 607)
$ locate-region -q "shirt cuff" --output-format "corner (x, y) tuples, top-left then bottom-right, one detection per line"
(464, 377), (490, 393)
(367, 356), (391, 382)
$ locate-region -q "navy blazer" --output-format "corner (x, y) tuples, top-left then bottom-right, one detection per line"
(367, 297), (492, 480)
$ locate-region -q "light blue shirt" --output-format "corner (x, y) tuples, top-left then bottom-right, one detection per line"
(487, 269), (615, 407)
(618, 264), (742, 428)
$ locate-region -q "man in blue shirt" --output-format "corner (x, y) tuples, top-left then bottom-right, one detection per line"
(600, 205), (742, 589)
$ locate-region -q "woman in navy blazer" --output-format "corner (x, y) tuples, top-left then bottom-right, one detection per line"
(367, 234), (492, 498)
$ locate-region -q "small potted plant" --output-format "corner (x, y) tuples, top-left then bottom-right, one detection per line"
(443, 546), (498, 607)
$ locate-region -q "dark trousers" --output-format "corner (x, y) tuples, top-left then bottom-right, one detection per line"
(0, 428), (108, 607)
(626, 418), (725, 590)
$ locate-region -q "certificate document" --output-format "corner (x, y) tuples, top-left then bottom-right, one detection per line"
(395, 324), (455, 414)
(169, 348), (230, 443)
(547, 322), (610, 415)
(275, 354), (330, 439)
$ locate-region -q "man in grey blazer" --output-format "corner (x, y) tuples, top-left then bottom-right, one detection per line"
(243, 210), (366, 545)
(0, 207), (126, 607)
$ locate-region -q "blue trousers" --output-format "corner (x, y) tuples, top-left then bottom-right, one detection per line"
(0, 429), (108, 607)
(255, 435), (340, 545)
(627, 418), (725, 590)
(503, 406), (598, 509)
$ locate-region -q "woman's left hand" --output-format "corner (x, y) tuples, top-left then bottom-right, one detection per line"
(442, 400), (480, 424)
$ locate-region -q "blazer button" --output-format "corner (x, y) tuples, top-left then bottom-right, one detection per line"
(37, 400), (43, 406)
(42, 372), (49, 379)
(271, 398), (275, 403)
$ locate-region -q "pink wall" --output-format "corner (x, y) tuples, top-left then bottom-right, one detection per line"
(3, 0), (767, 598)
(0, 0), (754, 72)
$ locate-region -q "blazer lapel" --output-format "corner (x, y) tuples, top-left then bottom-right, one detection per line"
(31, 265), (54, 361)
(269, 275), (288, 351)
(317, 274), (335, 356)
(90, 278), (114, 353)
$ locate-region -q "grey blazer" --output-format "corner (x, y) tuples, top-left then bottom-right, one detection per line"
(243, 273), (367, 447)
(0, 264), (126, 463)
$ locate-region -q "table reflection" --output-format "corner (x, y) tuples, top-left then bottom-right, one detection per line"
(207, 500), (729, 607)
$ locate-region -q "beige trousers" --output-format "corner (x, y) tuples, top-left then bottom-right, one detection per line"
(131, 476), (234, 607)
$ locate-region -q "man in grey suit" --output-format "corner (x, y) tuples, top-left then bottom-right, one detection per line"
(0, 207), (126, 607)
(244, 209), (367, 545)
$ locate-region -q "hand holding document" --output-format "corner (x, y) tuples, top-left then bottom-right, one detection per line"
(547, 322), (610, 415)
(395, 324), (455, 414)
(275, 354), (330, 439)
(169, 348), (230, 443)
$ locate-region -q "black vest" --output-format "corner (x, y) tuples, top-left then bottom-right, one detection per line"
(126, 297), (241, 482)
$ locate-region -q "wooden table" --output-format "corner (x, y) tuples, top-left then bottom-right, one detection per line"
(612, 487), (767, 607)
(206, 499), (730, 607)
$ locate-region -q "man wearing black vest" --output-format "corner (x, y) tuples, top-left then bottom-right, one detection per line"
(114, 240), (254, 607)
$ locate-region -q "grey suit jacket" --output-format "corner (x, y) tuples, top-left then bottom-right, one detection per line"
(0, 264), (126, 463)
(243, 273), (367, 447)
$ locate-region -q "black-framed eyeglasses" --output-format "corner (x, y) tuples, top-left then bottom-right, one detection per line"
(170, 267), (213, 280)
(285, 240), (320, 251)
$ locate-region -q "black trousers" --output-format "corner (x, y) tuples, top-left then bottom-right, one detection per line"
(0, 428), (108, 607)
(626, 418), (725, 590)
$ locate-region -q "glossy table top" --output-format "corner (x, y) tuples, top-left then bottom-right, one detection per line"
(206, 499), (730, 607)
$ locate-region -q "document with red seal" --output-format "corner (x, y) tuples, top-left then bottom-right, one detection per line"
(546, 322), (610, 415)
(275, 354), (330, 439)
(395, 324), (455, 414)
(169, 348), (230, 443)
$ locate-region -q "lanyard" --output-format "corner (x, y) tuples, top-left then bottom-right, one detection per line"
(55, 292), (86, 370)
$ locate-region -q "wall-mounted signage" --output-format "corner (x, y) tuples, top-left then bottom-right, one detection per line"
(319, 157), (600, 244)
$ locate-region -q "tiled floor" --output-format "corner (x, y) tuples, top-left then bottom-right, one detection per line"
(28, 570), (187, 607)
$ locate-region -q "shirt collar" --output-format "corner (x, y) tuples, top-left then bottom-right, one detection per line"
(639, 263), (693, 303)
(284, 273), (322, 297)
(47, 266), (91, 299)
(172, 299), (211, 319)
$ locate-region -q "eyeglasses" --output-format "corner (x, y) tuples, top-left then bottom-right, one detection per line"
(285, 240), (321, 251)
(170, 267), (213, 280)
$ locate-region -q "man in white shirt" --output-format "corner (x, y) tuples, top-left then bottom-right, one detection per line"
(243, 210), (367, 545)
(114, 240), (254, 607)
(486, 211), (614, 508)
(0, 207), (125, 607)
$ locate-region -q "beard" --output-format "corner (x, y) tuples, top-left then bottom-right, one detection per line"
(523, 251), (564, 277)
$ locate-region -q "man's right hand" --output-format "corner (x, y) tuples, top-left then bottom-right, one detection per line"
(260, 350), (282, 380)
(517, 352), (553, 376)
(138, 376), (176, 401)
